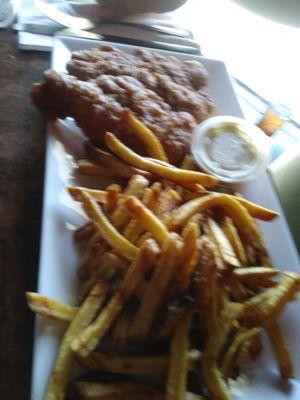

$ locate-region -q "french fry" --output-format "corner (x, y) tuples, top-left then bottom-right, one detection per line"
(156, 304), (193, 341)
(227, 281), (251, 302)
(75, 381), (203, 400)
(109, 307), (133, 355)
(188, 191), (278, 222)
(194, 237), (218, 337)
(155, 188), (182, 221)
(243, 273), (300, 327)
(231, 267), (278, 284)
(79, 348), (200, 374)
(125, 196), (170, 246)
(123, 182), (162, 243)
(104, 132), (217, 188)
(82, 251), (128, 297)
(230, 195), (278, 222)
(78, 232), (106, 281)
(202, 302), (244, 400)
(80, 190), (138, 261)
(206, 217), (240, 268)
(202, 219), (227, 272)
(69, 186), (108, 203)
(220, 216), (247, 266)
(72, 239), (160, 357)
(75, 381), (162, 399)
(129, 233), (183, 340)
(168, 193), (271, 266)
(74, 222), (95, 243)
(85, 141), (152, 179)
(126, 111), (169, 162)
(110, 174), (149, 228)
(180, 154), (197, 171)
(77, 159), (119, 178)
(175, 221), (200, 294)
(44, 282), (109, 400)
(26, 292), (78, 322)
(103, 184), (122, 214)
(266, 320), (294, 379)
(221, 327), (261, 377)
(166, 307), (193, 400)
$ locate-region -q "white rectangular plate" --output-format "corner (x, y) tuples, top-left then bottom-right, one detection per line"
(31, 37), (300, 400)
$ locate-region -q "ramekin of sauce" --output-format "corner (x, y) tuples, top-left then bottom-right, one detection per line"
(191, 116), (271, 183)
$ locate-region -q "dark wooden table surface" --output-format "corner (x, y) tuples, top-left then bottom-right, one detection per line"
(0, 30), (50, 400)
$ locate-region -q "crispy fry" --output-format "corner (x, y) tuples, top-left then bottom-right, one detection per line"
(110, 174), (149, 228)
(206, 218), (240, 268)
(78, 232), (106, 281)
(80, 190), (138, 261)
(156, 304), (193, 341)
(266, 320), (294, 379)
(79, 349), (200, 374)
(74, 222), (95, 243)
(221, 327), (261, 377)
(190, 191), (278, 222)
(82, 251), (128, 297)
(86, 141), (152, 179)
(242, 273), (300, 327)
(155, 188), (182, 221)
(26, 292), (78, 322)
(231, 267), (278, 284)
(202, 302), (244, 400)
(123, 182), (162, 243)
(75, 381), (162, 399)
(166, 307), (193, 400)
(176, 221), (200, 294)
(104, 184), (122, 214)
(44, 282), (108, 400)
(230, 195), (278, 222)
(77, 159), (119, 178)
(202, 220), (226, 272)
(194, 237), (218, 337)
(129, 233), (183, 340)
(109, 307), (133, 355)
(220, 216), (247, 266)
(69, 186), (107, 203)
(180, 154), (197, 171)
(168, 193), (271, 266)
(126, 111), (169, 162)
(104, 132), (217, 188)
(72, 239), (160, 357)
(125, 196), (170, 246)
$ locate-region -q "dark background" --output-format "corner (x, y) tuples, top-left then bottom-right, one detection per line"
(0, 30), (49, 399)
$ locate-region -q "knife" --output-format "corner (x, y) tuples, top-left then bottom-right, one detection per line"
(33, 0), (95, 30)
(55, 28), (201, 55)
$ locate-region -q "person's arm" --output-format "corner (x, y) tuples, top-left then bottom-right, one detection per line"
(89, 0), (188, 20)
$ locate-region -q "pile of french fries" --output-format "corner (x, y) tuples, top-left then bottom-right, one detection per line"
(27, 113), (300, 400)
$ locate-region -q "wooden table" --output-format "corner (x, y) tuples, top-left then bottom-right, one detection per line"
(0, 30), (49, 400)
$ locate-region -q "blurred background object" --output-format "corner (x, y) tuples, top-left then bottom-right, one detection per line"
(232, 0), (300, 28)
(269, 145), (300, 252)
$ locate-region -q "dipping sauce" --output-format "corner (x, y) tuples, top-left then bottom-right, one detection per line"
(191, 116), (270, 183)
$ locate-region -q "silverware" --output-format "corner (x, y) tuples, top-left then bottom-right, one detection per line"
(99, 21), (193, 38)
(55, 28), (201, 55)
(33, 0), (193, 38)
(33, 0), (95, 30)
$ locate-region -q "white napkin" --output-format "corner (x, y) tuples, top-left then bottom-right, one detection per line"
(18, 0), (196, 51)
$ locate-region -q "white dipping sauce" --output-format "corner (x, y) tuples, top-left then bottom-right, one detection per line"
(191, 116), (270, 183)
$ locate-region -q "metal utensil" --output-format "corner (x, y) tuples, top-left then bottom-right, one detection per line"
(55, 28), (201, 54)
(33, 0), (193, 38)
(33, 0), (95, 30)
(99, 21), (193, 38)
